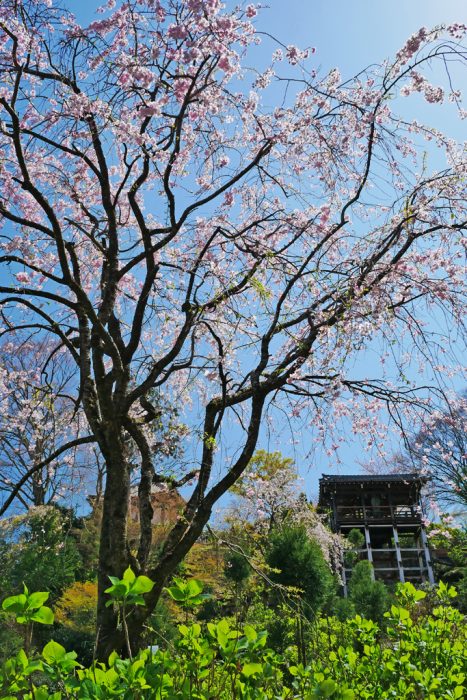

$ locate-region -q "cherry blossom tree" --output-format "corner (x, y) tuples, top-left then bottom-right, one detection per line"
(0, 0), (466, 655)
(0, 339), (94, 511)
(410, 395), (467, 508)
(223, 450), (344, 574)
(387, 393), (467, 508)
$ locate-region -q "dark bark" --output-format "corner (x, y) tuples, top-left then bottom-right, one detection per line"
(124, 418), (154, 570)
(31, 470), (46, 507)
(95, 431), (131, 659)
(2, 3), (465, 663)
(116, 395), (266, 656)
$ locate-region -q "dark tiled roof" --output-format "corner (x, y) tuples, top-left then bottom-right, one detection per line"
(318, 472), (426, 506)
(320, 473), (423, 484)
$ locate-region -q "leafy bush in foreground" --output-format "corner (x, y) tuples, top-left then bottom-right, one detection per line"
(1, 580), (465, 699)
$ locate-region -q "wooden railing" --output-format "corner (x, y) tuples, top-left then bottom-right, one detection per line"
(336, 504), (421, 522)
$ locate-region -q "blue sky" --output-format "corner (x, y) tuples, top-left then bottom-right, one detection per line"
(73, 0), (467, 95)
(262, 0), (466, 75)
(67, 1), (466, 502)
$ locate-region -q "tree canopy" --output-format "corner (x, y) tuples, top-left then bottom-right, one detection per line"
(0, 0), (466, 655)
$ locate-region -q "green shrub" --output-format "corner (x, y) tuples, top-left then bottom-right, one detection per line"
(266, 525), (334, 619)
(0, 507), (82, 602)
(0, 577), (465, 699)
(224, 550), (251, 585)
(347, 560), (390, 624)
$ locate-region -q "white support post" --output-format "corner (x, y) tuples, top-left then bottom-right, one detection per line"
(416, 533), (426, 582)
(341, 561), (348, 597)
(392, 525), (405, 583)
(420, 526), (435, 585)
(364, 526), (375, 580)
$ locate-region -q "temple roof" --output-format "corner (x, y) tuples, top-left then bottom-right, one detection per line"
(318, 472), (427, 507)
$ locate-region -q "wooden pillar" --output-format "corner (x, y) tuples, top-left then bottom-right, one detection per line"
(416, 533), (426, 582)
(420, 526), (435, 585)
(361, 490), (374, 580)
(331, 492), (338, 531)
(392, 525), (405, 583)
(364, 526), (375, 580)
(341, 562), (348, 597)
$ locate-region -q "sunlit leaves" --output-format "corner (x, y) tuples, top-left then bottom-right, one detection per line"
(104, 567), (155, 607)
(2, 585), (54, 626)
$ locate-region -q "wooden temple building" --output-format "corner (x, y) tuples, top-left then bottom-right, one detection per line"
(318, 473), (435, 593)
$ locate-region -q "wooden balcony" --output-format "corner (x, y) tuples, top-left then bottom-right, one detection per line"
(336, 504), (422, 525)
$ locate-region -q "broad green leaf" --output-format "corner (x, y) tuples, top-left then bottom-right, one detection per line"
(16, 649), (28, 670)
(105, 581), (130, 599)
(16, 615), (30, 624)
(42, 640), (66, 663)
(123, 567), (136, 584)
(27, 592), (50, 609)
(186, 578), (203, 597)
(131, 575), (154, 595)
(108, 650), (118, 667)
(129, 594), (146, 606)
(341, 691), (355, 700)
(243, 624), (258, 643)
(34, 688), (58, 700)
(30, 606), (54, 625)
(217, 619), (230, 635)
(104, 667), (119, 686)
(319, 679), (337, 697)
(2, 594), (27, 614)
(165, 585), (188, 601)
(242, 662), (263, 677)
(27, 659), (45, 674)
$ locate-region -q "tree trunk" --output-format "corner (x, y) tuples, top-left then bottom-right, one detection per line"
(95, 437), (131, 659)
(32, 468), (46, 506)
(124, 502), (214, 654)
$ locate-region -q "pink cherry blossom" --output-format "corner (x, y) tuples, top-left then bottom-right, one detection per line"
(0, 0), (465, 656)
(15, 272), (31, 284)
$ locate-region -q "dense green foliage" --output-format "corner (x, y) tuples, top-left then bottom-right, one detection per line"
(428, 521), (467, 613)
(1, 485), (466, 698)
(346, 561), (390, 624)
(0, 508), (86, 661)
(224, 551), (251, 586)
(0, 580), (465, 699)
(266, 525), (334, 620)
(0, 508), (81, 601)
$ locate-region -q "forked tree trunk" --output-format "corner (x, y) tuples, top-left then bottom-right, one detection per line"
(123, 499), (216, 655)
(94, 400), (263, 658)
(96, 439), (131, 659)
